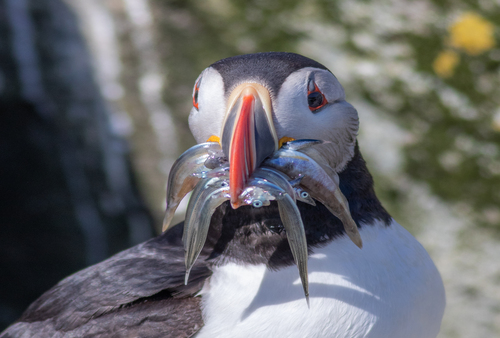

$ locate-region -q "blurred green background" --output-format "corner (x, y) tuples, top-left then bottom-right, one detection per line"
(0, 0), (499, 336)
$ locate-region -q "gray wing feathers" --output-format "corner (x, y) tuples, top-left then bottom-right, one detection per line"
(1, 223), (210, 337)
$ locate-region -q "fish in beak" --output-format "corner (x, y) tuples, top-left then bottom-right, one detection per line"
(220, 83), (279, 208)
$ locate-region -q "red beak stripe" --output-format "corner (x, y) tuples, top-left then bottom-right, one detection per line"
(229, 92), (257, 209)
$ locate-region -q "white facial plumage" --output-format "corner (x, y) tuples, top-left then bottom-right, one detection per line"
(188, 65), (359, 172)
(188, 67), (226, 144)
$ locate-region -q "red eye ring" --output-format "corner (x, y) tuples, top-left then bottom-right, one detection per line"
(307, 80), (328, 112)
(193, 80), (200, 110)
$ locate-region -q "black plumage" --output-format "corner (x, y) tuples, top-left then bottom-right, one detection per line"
(1, 224), (209, 338)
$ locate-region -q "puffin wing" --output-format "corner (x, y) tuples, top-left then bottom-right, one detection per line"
(1, 223), (210, 338)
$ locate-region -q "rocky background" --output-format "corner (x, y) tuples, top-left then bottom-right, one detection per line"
(1, 0), (499, 336)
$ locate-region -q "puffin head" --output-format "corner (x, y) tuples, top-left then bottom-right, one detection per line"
(188, 52), (359, 208)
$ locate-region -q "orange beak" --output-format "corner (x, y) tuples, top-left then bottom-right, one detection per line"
(221, 83), (278, 209)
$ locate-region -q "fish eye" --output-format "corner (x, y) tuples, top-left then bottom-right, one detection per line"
(307, 79), (328, 112)
(252, 200), (263, 208)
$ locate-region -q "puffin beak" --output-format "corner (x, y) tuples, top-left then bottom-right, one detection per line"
(221, 83), (278, 209)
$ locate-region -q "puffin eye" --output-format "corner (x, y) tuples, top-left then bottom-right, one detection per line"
(193, 79), (201, 110)
(307, 79), (328, 112)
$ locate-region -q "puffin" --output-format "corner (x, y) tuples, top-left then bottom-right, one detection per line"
(1, 52), (445, 338)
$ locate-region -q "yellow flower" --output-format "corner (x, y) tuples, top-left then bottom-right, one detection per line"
(449, 12), (496, 55)
(433, 50), (460, 78)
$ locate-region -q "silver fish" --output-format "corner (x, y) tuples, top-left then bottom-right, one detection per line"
(163, 142), (222, 232)
(253, 168), (296, 202)
(257, 168), (316, 206)
(240, 174), (310, 304)
(183, 177), (230, 284)
(277, 193), (310, 307)
(239, 184), (277, 208)
(265, 148), (363, 249)
(283, 140), (338, 180)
